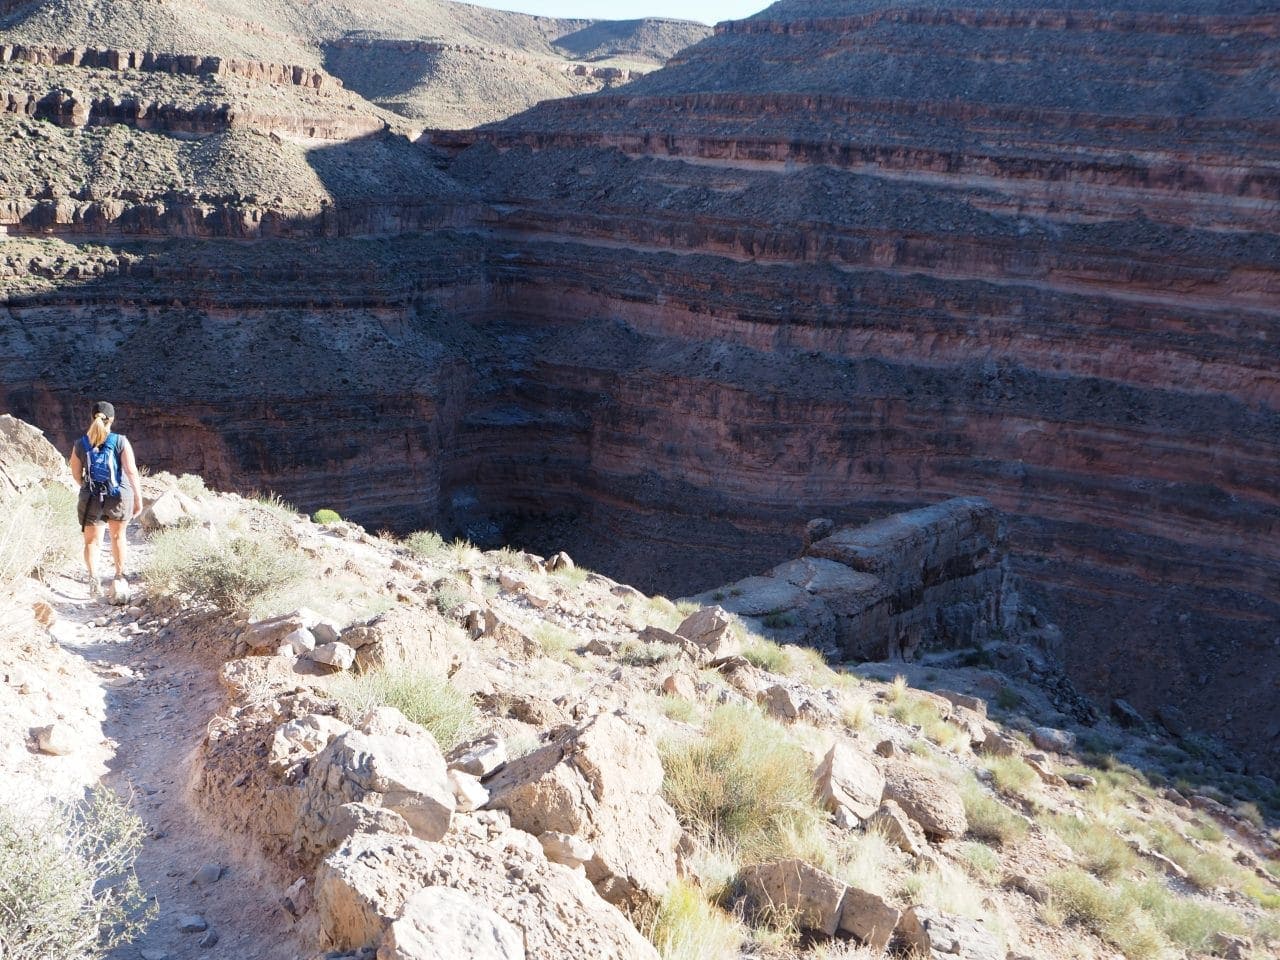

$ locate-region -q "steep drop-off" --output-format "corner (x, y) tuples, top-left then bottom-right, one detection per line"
(0, 0), (1277, 772)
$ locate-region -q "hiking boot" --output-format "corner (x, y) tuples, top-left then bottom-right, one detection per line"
(88, 578), (102, 599)
(110, 576), (131, 606)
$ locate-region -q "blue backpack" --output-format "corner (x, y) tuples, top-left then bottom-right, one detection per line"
(81, 434), (122, 498)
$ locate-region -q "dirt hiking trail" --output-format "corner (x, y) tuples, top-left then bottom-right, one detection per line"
(41, 543), (305, 960)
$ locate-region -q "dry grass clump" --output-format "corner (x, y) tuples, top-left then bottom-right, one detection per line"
(617, 638), (679, 666)
(959, 776), (1028, 846)
(981, 755), (1039, 799)
(1046, 813), (1138, 881)
(402, 529), (451, 562)
(645, 877), (744, 960)
(1045, 867), (1164, 960)
(1139, 821), (1232, 890)
(533, 623), (584, 666)
(660, 704), (825, 867)
(327, 666), (476, 751)
(145, 526), (308, 615)
(0, 483), (79, 598)
(0, 789), (153, 960)
(1046, 867), (1245, 959)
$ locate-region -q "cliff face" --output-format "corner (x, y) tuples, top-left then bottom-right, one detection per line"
(1, 0), (1277, 771)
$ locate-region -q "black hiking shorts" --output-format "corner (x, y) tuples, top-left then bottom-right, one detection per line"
(78, 486), (128, 528)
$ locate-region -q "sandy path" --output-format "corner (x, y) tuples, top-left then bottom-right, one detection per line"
(41, 557), (305, 960)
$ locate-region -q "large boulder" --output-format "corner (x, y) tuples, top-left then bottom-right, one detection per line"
(316, 830), (659, 959)
(0, 414), (67, 493)
(376, 887), (524, 960)
(340, 607), (467, 672)
(897, 906), (1003, 960)
(483, 712), (681, 907)
(294, 707), (454, 862)
(138, 487), (202, 530)
(838, 886), (901, 952)
(815, 742), (885, 821)
(741, 859), (846, 936)
(882, 762), (967, 840)
(674, 606), (741, 663)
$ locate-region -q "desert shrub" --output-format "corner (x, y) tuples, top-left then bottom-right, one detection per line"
(887, 674), (909, 702)
(617, 639), (678, 666)
(250, 492), (297, 520)
(900, 861), (996, 925)
(433, 583), (470, 618)
(0, 789), (152, 960)
(982, 756), (1039, 798)
(532, 623), (582, 665)
(833, 826), (896, 897)
(660, 704), (824, 864)
(328, 667), (475, 751)
(403, 529), (449, 561)
(960, 777), (1028, 846)
(1046, 868), (1164, 960)
(175, 474), (206, 498)
(1141, 822), (1231, 890)
(1124, 877), (1242, 951)
(1185, 818), (1224, 843)
(740, 634), (790, 674)
(145, 527), (307, 613)
(957, 840), (1002, 884)
(843, 698), (874, 730)
(761, 612), (796, 629)
(311, 508), (341, 525)
(1047, 813), (1137, 881)
(994, 687), (1023, 710)
(0, 483), (79, 597)
(646, 878), (743, 960)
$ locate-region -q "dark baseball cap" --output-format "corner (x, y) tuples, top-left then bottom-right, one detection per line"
(92, 401), (115, 419)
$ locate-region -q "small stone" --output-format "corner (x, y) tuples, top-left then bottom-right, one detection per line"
(178, 914), (208, 933)
(660, 672), (697, 701)
(1064, 772), (1097, 789)
(283, 627), (316, 655)
(538, 830), (593, 869)
(874, 739), (898, 758)
(448, 769), (490, 812)
(310, 641), (356, 671)
(193, 863), (223, 886)
(35, 722), (76, 755)
(198, 929), (219, 949)
(140, 949), (169, 960)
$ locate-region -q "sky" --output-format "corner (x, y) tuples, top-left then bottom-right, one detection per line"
(473, 0), (771, 26)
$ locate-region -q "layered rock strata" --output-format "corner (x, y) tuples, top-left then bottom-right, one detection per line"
(1, 0), (1277, 770)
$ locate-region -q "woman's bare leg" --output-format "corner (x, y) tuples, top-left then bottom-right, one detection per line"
(106, 519), (127, 579)
(83, 524), (103, 584)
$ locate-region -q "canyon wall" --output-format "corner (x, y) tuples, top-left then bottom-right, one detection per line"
(0, 0), (1277, 771)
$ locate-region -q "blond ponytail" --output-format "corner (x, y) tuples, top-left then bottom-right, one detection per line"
(87, 412), (111, 448)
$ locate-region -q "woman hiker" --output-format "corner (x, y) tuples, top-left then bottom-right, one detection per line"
(69, 401), (143, 599)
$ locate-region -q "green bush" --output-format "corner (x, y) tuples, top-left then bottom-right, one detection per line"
(328, 667), (476, 751)
(311, 508), (341, 525)
(660, 704), (824, 863)
(403, 529), (448, 561)
(0, 789), (153, 960)
(144, 527), (308, 613)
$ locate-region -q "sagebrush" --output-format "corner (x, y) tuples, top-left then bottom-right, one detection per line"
(144, 526), (308, 613)
(0, 790), (153, 960)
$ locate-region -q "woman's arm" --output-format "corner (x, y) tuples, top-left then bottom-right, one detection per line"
(69, 443), (83, 486)
(120, 437), (144, 517)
